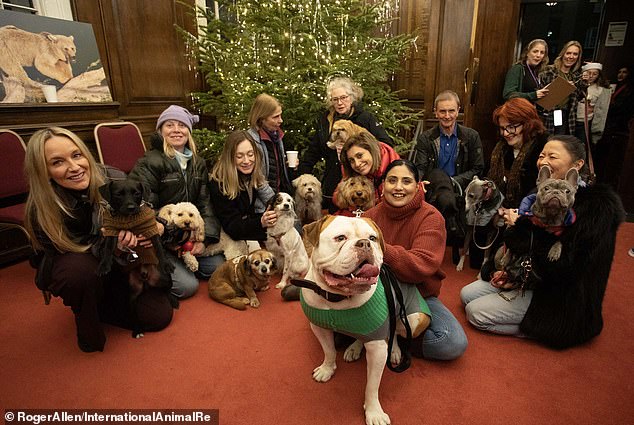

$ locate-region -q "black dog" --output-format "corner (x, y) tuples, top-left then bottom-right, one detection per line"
(97, 178), (174, 337)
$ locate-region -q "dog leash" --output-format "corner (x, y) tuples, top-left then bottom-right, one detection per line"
(380, 265), (412, 373)
(471, 202), (501, 251)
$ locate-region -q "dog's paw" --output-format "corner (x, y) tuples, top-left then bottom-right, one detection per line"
(343, 339), (363, 362)
(456, 257), (465, 272)
(364, 402), (391, 425)
(312, 363), (336, 382)
(182, 253), (199, 272)
(249, 297), (260, 308)
(390, 343), (402, 367)
(275, 280), (288, 289)
(257, 285), (270, 292)
(547, 242), (562, 261)
(132, 331), (144, 339)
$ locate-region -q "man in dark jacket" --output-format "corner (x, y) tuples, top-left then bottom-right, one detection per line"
(412, 90), (484, 191)
(298, 77), (393, 213)
(412, 90), (485, 262)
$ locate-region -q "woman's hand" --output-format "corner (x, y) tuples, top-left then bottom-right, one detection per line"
(191, 241), (205, 256)
(116, 230), (138, 251)
(156, 221), (165, 236)
(536, 88), (549, 99)
(499, 207), (519, 226)
(261, 210), (278, 228)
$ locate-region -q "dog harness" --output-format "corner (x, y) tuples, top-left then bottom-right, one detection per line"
(300, 279), (430, 343)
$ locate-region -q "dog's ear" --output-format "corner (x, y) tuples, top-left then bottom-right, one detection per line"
(564, 168), (579, 189)
(99, 181), (113, 203)
(537, 165), (552, 185)
(243, 254), (252, 274)
(266, 193), (279, 211)
(292, 176), (300, 188)
(303, 215), (333, 250)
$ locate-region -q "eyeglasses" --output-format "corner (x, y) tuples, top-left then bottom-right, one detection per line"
(330, 94), (350, 103)
(498, 123), (522, 135)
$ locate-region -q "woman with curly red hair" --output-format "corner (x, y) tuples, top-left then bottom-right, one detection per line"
(488, 98), (549, 209)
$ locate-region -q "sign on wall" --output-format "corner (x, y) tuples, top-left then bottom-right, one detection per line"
(605, 21), (628, 47)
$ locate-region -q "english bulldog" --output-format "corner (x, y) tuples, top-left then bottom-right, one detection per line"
(296, 215), (430, 425)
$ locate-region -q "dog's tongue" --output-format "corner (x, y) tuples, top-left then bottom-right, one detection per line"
(354, 263), (380, 278)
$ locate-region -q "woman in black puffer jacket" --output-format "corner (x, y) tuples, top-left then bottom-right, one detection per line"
(129, 105), (222, 299)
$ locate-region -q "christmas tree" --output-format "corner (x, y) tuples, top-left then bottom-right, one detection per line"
(185, 0), (419, 163)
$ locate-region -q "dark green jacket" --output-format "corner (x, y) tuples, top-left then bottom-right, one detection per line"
(129, 134), (220, 244)
(503, 63), (539, 102)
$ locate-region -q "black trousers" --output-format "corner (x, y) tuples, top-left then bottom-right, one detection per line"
(47, 252), (173, 351)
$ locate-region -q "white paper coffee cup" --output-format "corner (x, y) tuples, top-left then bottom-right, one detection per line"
(42, 85), (58, 103)
(286, 150), (299, 168)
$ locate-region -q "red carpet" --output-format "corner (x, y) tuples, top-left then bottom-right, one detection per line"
(1, 223), (633, 425)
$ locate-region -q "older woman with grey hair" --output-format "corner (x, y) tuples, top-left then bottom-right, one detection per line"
(297, 76), (393, 212)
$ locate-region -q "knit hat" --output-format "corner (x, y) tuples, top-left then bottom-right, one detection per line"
(156, 105), (200, 132)
(582, 62), (603, 72)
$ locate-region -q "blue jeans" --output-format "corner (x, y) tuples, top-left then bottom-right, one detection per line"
(460, 279), (533, 336)
(170, 253), (225, 299)
(412, 296), (468, 360)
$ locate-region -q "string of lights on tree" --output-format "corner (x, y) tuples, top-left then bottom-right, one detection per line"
(183, 0), (420, 164)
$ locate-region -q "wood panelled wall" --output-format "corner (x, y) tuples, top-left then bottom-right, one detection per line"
(0, 0), (199, 146)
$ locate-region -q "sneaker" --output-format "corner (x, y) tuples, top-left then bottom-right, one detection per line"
(281, 284), (300, 301)
(628, 248), (634, 258)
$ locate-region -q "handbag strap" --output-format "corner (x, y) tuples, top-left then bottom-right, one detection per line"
(380, 264), (412, 373)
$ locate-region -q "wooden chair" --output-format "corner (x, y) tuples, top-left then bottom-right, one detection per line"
(94, 121), (146, 174)
(0, 129), (32, 265)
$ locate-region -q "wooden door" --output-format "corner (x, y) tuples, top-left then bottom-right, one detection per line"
(463, 0), (520, 166)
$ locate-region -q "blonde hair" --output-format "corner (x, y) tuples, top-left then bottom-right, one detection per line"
(326, 76), (364, 107)
(248, 93), (282, 130)
(24, 127), (105, 253)
(554, 40), (583, 73)
(340, 131), (382, 178)
(210, 130), (266, 200)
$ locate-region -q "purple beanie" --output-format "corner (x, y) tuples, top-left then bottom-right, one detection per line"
(156, 105), (200, 132)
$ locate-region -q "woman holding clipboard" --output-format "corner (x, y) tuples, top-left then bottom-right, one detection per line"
(539, 40), (585, 135)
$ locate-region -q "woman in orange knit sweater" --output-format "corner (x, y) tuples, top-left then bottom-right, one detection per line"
(363, 159), (467, 360)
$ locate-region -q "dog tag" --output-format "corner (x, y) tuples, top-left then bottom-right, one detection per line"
(553, 109), (563, 127)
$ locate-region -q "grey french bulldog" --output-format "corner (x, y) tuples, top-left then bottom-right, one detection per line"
(531, 165), (579, 261)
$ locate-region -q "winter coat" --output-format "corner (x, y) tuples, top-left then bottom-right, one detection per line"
(298, 103), (393, 207)
(128, 134), (220, 244)
(208, 179), (267, 241)
(503, 62), (541, 102)
(503, 184), (624, 349)
(412, 124), (485, 190)
(247, 128), (293, 194)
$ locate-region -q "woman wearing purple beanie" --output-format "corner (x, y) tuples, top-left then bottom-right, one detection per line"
(129, 105), (224, 299)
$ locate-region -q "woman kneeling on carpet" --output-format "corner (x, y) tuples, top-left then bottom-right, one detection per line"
(363, 159), (468, 360)
(209, 130), (276, 242)
(461, 135), (625, 349)
(25, 127), (173, 353)
(129, 105), (224, 299)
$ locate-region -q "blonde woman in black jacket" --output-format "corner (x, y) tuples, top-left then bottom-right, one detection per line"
(129, 105), (223, 299)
